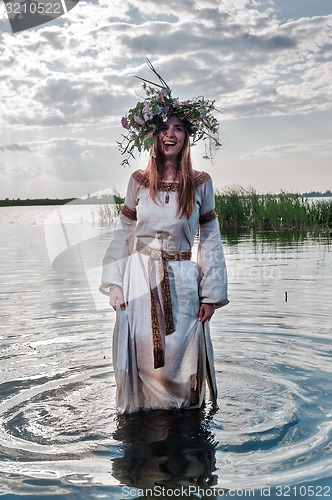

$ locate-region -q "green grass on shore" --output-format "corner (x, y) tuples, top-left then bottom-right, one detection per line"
(97, 188), (331, 231)
(215, 188), (331, 231)
(2, 189), (331, 231)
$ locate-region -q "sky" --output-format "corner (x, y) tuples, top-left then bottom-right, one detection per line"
(0, 0), (331, 199)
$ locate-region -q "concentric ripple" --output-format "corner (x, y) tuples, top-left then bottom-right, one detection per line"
(212, 360), (332, 489)
(0, 365), (115, 463)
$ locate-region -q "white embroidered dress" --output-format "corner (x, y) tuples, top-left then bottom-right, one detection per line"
(100, 170), (229, 414)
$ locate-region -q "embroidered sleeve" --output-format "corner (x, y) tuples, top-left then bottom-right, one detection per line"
(100, 173), (139, 290)
(121, 204), (137, 221)
(199, 209), (217, 225)
(132, 169), (149, 188)
(197, 174), (229, 308)
(194, 171), (211, 188)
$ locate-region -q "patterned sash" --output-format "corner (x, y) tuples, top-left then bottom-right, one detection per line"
(136, 240), (192, 369)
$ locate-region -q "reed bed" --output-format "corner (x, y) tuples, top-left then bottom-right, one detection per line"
(97, 195), (123, 227)
(215, 188), (332, 231)
(97, 188), (331, 232)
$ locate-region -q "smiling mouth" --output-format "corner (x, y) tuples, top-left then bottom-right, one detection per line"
(163, 141), (177, 147)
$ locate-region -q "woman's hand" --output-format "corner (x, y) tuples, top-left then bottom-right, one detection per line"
(198, 303), (216, 323)
(109, 286), (126, 311)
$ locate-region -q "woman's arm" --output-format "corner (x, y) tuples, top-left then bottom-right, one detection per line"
(99, 173), (139, 307)
(197, 175), (229, 321)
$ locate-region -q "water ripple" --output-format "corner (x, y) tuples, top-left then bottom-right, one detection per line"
(0, 214), (331, 496)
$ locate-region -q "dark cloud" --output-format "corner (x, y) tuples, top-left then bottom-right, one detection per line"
(241, 33), (296, 51)
(34, 77), (82, 106)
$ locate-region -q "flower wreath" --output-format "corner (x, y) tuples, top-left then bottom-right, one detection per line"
(117, 58), (222, 167)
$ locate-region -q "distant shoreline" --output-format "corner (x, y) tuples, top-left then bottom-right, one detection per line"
(1, 191), (332, 207)
(0, 195), (122, 207)
(1, 192), (331, 230)
(0, 198), (76, 207)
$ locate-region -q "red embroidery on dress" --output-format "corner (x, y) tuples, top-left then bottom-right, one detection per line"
(132, 170), (211, 191)
(132, 170), (149, 188)
(194, 171), (211, 187)
(121, 204), (137, 221)
(160, 258), (174, 335)
(199, 209), (217, 225)
(148, 258), (164, 369)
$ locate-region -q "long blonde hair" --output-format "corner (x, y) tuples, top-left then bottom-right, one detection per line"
(145, 123), (196, 219)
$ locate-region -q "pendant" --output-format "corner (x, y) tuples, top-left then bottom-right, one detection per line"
(165, 193), (170, 204)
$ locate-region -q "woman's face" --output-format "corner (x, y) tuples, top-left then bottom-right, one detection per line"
(157, 115), (186, 160)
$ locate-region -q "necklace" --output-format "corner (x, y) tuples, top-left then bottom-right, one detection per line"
(164, 178), (177, 204)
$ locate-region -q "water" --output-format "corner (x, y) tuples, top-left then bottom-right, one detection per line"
(0, 206), (331, 499)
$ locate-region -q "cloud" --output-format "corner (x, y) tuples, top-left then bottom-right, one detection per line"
(0, 0), (331, 197)
(1, 0), (331, 131)
(0, 0), (332, 126)
(240, 139), (332, 160)
(0, 143), (31, 152)
(0, 136), (116, 180)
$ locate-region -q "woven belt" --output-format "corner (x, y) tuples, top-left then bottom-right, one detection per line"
(136, 240), (192, 369)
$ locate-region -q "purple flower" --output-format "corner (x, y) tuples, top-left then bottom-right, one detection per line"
(121, 116), (130, 129)
(159, 106), (170, 121)
(142, 106), (154, 121)
(134, 114), (145, 126)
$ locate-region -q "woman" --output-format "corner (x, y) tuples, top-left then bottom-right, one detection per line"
(100, 62), (229, 413)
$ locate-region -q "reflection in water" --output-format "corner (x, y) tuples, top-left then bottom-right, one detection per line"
(112, 407), (219, 496)
(222, 228), (331, 247)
